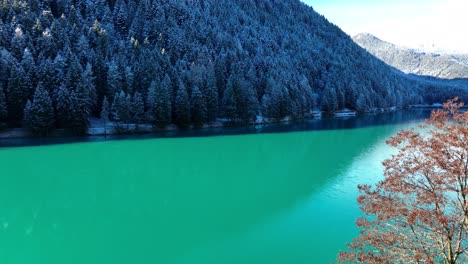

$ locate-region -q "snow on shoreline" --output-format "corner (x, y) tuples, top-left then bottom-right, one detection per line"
(0, 117), (296, 139)
(0, 107), (410, 140)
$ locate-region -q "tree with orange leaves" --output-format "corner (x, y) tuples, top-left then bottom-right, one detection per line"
(339, 98), (468, 264)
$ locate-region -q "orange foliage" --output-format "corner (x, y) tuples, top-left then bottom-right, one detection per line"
(339, 98), (468, 264)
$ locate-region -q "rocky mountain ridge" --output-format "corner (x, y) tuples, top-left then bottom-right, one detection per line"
(353, 33), (468, 79)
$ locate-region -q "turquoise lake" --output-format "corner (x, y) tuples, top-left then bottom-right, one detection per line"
(0, 110), (430, 263)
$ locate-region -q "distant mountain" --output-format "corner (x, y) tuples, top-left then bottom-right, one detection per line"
(0, 1), (467, 135)
(353, 33), (468, 79)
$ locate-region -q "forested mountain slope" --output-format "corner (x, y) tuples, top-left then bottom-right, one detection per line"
(0, 0), (466, 134)
(353, 33), (468, 79)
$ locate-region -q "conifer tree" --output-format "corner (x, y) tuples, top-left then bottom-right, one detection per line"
(191, 86), (207, 126)
(7, 63), (31, 124)
(21, 48), (36, 91)
(125, 93), (132, 124)
(114, 0), (129, 35)
(355, 94), (368, 112)
(36, 58), (55, 96)
(55, 85), (72, 127)
(107, 60), (121, 100)
(205, 62), (219, 122)
(100, 96), (110, 134)
(321, 83), (338, 112)
(24, 83), (55, 135)
(76, 35), (90, 63)
(222, 78), (238, 121)
(131, 91), (145, 126)
(146, 81), (157, 123)
(23, 100), (32, 129)
(175, 84), (191, 128)
(0, 49), (14, 92)
(147, 76), (172, 128)
(111, 92), (122, 122)
(66, 52), (83, 91)
(80, 63), (97, 110)
(71, 82), (92, 135)
(55, 82), (91, 135)
(157, 74), (172, 125)
(111, 91), (130, 131)
(10, 27), (26, 60)
(237, 83), (259, 123)
(124, 65), (134, 95)
(0, 86), (7, 127)
(262, 78), (289, 119)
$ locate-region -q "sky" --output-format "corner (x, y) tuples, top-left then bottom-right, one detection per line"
(302, 0), (468, 54)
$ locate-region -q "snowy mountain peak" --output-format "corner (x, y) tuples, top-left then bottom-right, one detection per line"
(353, 33), (468, 79)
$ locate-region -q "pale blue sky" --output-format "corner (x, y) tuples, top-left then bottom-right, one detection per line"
(302, 0), (468, 53)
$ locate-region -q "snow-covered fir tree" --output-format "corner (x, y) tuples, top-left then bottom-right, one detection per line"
(7, 63), (31, 124)
(205, 62), (219, 122)
(23, 83), (55, 135)
(190, 85), (207, 126)
(131, 91), (145, 125)
(150, 76), (172, 128)
(111, 91), (131, 130)
(175, 82), (191, 128)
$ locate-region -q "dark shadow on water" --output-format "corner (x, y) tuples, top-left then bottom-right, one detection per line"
(0, 109), (432, 148)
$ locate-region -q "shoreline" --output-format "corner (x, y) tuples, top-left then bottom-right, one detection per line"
(0, 115), (314, 140)
(0, 106), (441, 141)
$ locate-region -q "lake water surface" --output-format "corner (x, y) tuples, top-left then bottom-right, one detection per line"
(0, 110), (431, 263)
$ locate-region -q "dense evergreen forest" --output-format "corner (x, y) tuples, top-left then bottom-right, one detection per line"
(0, 0), (466, 135)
